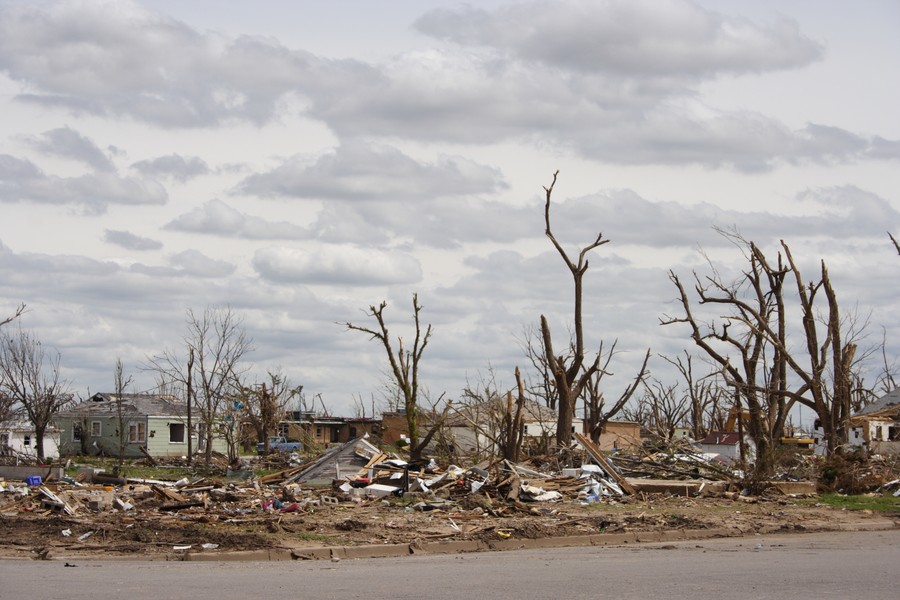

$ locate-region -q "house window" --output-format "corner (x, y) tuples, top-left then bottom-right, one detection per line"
(128, 422), (146, 443)
(73, 424), (83, 442)
(0, 432), (9, 448)
(523, 425), (530, 435)
(90, 421), (102, 437)
(23, 435), (31, 447)
(169, 423), (185, 444)
(874, 426), (883, 441)
(315, 426), (322, 438)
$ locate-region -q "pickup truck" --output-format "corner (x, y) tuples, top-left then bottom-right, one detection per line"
(256, 436), (303, 455)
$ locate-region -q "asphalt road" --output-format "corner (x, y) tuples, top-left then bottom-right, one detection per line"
(1, 529), (897, 600)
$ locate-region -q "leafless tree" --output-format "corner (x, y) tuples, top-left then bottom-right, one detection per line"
(639, 379), (690, 442)
(238, 371), (300, 454)
(663, 351), (725, 440)
(147, 306), (252, 466)
(540, 171), (609, 446)
(344, 294), (446, 461)
(664, 233), (869, 477)
(518, 324), (558, 409)
(582, 341), (650, 444)
(0, 326), (72, 460)
(889, 232), (900, 255)
(1, 304), (25, 329)
(539, 171), (648, 446)
(455, 366), (528, 461)
(113, 358), (133, 468)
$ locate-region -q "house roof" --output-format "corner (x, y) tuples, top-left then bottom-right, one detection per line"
(698, 431), (741, 446)
(856, 389), (900, 417)
(57, 392), (188, 419)
(448, 396), (564, 428)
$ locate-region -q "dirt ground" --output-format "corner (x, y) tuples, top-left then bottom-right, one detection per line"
(2, 488), (897, 560)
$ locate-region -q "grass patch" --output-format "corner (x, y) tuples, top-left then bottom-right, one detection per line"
(800, 493), (900, 512)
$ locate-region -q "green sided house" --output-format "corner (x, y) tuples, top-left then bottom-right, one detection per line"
(54, 393), (227, 458)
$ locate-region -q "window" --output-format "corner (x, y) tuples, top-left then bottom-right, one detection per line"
(73, 424), (83, 442)
(128, 422), (146, 443)
(23, 435), (31, 447)
(1, 432), (10, 448)
(315, 426), (322, 437)
(874, 425), (883, 441)
(169, 423), (185, 444)
(90, 421), (102, 437)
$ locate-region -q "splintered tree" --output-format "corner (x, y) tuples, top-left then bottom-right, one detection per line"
(540, 171), (648, 446)
(0, 326), (71, 460)
(344, 294), (447, 462)
(664, 233), (866, 477)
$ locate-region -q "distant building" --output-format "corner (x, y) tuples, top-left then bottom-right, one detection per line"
(278, 411), (381, 447)
(0, 420), (61, 460)
(54, 393), (227, 458)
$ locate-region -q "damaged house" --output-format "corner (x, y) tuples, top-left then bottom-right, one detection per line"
(813, 390), (900, 455)
(54, 393), (227, 458)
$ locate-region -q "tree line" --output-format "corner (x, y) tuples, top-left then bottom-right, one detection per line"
(3, 173), (899, 482)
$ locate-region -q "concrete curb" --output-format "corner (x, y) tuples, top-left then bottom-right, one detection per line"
(171, 520), (897, 562)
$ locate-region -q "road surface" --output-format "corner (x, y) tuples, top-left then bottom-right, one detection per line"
(1, 529), (896, 600)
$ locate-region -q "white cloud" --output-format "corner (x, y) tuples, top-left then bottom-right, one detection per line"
(0, 154), (167, 214)
(165, 199), (309, 240)
(238, 140), (507, 201)
(414, 0), (823, 76)
(253, 245), (422, 285)
(28, 126), (115, 172)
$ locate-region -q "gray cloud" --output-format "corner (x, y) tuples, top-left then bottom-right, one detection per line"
(414, 0), (823, 77)
(104, 229), (163, 251)
(238, 140), (507, 201)
(252, 245), (422, 286)
(0, 154), (167, 214)
(0, 0), (377, 127)
(28, 126), (115, 172)
(165, 199), (309, 240)
(131, 154), (210, 182)
(2, 1), (893, 172)
(129, 249), (235, 278)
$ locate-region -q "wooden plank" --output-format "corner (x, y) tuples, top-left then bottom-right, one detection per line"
(575, 433), (636, 495)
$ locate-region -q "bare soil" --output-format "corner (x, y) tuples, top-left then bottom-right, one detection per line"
(2, 490), (896, 560)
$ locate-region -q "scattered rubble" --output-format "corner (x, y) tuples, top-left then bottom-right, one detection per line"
(2, 436), (898, 559)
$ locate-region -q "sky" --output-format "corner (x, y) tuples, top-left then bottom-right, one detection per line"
(0, 0), (898, 420)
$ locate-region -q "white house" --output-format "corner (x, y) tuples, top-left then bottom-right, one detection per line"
(0, 420), (61, 461)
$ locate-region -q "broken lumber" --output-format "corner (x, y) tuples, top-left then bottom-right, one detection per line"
(575, 433), (636, 495)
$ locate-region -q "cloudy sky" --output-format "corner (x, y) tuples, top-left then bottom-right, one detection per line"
(1, 0), (898, 419)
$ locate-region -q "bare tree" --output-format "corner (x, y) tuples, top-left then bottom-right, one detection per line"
(0, 326), (71, 460)
(639, 379), (690, 442)
(889, 232), (900, 255)
(1, 304), (25, 329)
(664, 233), (870, 477)
(540, 171), (609, 446)
(113, 358), (133, 468)
(539, 171), (648, 446)
(518, 324), (558, 409)
(147, 306), (252, 466)
(239, 371), (300, 454)
(663, 351), (725, 440)
(344, 294), (444, 461)
(456, 366), (528, 461)
(582, 341), (650, 443)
